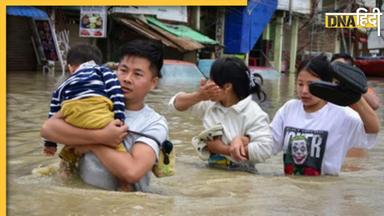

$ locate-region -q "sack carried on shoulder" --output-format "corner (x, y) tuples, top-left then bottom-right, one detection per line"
(152, 140), (175, 177)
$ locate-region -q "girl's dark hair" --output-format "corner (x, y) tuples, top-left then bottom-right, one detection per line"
(67, 43), (103, 66)
(210, 57), (266, 101)
(118, 39), (164, 78)
(297, 54), (332, 82)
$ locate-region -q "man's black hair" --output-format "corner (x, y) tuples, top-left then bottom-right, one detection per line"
(331, 53), (354, 65)
(118, 39), (164, 78)
(67, 43), (103, 66)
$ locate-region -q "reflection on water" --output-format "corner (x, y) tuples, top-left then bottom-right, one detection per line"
(7, 71), (384, 215)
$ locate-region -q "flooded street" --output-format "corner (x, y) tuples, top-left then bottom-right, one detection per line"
(7, 71), (384, 215)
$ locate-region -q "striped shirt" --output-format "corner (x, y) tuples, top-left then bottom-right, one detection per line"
(49, 61), (125, 121)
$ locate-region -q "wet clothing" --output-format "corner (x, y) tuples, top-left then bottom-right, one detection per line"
(169, 94), (273, 168)
(44, 61), (125, 150)
(49, 61), (125, 120)
(58, 96), (126, 167)
(270, 99), (377, 175)
(79, 105), (168, 191)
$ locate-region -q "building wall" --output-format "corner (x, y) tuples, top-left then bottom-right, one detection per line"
(297, 23), (337, 59)
(7, 16), (37, 71)
(54, 10), (92, 50)
(67, 23), (92, 46)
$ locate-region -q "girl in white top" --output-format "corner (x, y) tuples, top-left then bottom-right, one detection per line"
(169, 57), (273, 171)
(271, 55), (380, 175)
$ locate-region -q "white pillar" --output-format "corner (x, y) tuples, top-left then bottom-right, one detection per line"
(273, 13), (284, 73)
(289, 16), (299, 73)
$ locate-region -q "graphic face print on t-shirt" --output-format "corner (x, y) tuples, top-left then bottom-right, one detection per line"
(282, 127), (328, 176)
(291, 136), (308, 165)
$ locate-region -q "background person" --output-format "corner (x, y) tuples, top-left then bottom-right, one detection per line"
(331, 53), (381, 159)
(331, 53), (380, 110)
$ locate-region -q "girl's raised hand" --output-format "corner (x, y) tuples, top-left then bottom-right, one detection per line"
(198, 79), (222, 101)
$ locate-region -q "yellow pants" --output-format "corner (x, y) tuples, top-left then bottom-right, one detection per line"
(59, 96), (125, 164)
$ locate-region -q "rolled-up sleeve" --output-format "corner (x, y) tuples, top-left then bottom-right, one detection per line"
(246, 112), (273, 163)
(168, 92), (183, 112)
(168, 92), (212, 119)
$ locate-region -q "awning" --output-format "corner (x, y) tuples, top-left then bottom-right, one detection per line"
(224, 0), (278, 54)
(146, 16), (219, 45)
(116, 17), (181, 49)
(7, 6), (49, 20)
(114, 16), (205, 52)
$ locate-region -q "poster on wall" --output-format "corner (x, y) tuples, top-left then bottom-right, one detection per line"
(80, 6), (107, 38)
(34, 20), (59, 61)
